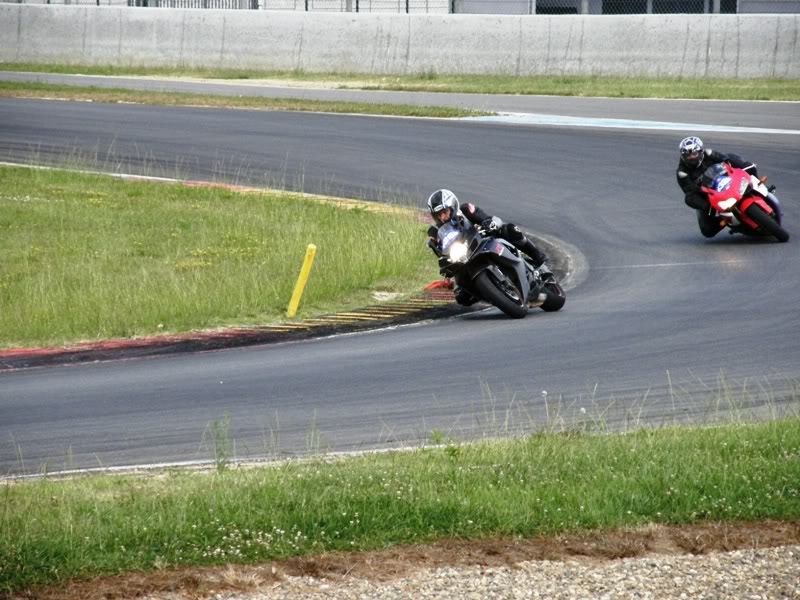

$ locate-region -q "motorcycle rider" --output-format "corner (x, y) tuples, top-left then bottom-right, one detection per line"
(425, 188), (552, 306)
(677, 136), (782, 238)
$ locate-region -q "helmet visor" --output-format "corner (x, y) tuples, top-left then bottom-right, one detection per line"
(433, 207), (451, 221)
(684, 150), (702, 165)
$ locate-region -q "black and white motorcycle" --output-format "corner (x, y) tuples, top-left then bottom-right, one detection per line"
(434, 217), (565, 319)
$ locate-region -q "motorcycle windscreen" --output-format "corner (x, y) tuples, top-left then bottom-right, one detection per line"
(438, 220), (468, 253)
(701, 163), (731, 192)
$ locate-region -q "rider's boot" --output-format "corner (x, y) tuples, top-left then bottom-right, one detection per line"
(453, 286), (478, 306)
(536, 262), (556, 283)
(516, 238), (547, 267)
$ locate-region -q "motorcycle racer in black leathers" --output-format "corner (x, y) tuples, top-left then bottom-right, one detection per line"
(677, 136), (782, 238)
(426, 189), (551, 306)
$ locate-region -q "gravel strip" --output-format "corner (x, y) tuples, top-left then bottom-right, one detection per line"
(195, 545), (799, 600)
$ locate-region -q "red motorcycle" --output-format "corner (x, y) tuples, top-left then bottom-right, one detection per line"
(699, 162), (789, 243)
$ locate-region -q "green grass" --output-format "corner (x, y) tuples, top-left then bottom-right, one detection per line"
(356, 74), (800, 101)
(2, 64), (799, 100)
(2, 418), (799, 594)
(0, 81), (487, 118)
(0, 165), (439, 348)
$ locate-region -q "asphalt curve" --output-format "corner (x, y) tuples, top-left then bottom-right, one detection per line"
(0, 94), (798, 476)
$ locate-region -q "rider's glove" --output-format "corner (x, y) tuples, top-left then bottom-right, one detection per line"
(482, 218), (499, 232)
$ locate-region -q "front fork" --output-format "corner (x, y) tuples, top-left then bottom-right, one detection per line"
(750, 173), (783, 224)
(765, 192), (783, 224)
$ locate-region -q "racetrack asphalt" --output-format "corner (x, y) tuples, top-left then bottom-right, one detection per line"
(0, 84), (797, 476)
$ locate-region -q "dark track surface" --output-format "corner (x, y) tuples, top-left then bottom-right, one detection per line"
(1, 71), (797, 130)
(1, 93), (798, 476)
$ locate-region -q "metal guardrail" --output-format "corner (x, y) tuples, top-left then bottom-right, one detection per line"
(131, 0), (257, 6)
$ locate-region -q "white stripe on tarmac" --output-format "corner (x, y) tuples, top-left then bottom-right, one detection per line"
(466, 113), (800, 135)
(594, 260), (747, 269)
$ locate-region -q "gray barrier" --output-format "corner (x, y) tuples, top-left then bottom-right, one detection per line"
(7, 0), (800, 12)
(0, 4), (797, 78)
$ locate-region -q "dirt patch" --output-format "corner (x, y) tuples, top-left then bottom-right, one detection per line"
(9, 520), (799, 600)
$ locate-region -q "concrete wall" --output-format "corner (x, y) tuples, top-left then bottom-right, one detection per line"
(0, 4), (797, 77)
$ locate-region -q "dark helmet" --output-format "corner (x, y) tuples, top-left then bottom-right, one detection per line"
(427, 189), (460, 225)
(679, 136), (705, 168)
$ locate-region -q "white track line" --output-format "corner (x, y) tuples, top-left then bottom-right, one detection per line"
(594, 260), (747, 269)
(466, 113), (800, 135)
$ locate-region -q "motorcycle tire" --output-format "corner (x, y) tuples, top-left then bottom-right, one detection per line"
(474, 270), (528, 319)
(744, 203), (790, 243)
(540, 281), (566, 312)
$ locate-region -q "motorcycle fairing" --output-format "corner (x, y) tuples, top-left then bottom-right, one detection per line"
(465, 237), (531, 305)
(436, 219), (534, 305)
(701, 163), (779, 231)
(713, 176), (732, 193)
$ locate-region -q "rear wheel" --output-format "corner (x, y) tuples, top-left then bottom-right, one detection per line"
(474, 270), (528, 319)
(744, 203), (790, 243)
(540, 281), (566, 312)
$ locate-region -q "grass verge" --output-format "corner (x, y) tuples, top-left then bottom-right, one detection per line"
(2, 64), (799, 100)
(2, 418), (799, 595)
(0, 164), (439, 348)
(0, 81), (488, 118)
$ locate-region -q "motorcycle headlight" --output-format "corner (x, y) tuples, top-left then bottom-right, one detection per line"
(447, 241), (468, 263)
(717, 198), (738, 211)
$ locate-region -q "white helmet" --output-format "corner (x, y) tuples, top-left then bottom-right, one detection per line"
(427, 189), (460, 225)
(679, 136), (705, 168)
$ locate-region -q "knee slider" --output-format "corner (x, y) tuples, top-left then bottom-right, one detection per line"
(454, 287), (476, 306)
(504, 223), (524, 242)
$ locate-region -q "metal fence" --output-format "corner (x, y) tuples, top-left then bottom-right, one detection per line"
(11, 0), (800, 13)
(11, 0), (131, 4)
(277, 1), (450, 11)
(127, 0), (448, 8)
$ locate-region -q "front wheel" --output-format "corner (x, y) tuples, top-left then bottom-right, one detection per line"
(744, 203), (790, 243)
(540, 281), (566, 312)
(474, 270), (528, 319)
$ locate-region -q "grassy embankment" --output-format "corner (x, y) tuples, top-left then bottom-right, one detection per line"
(0, 81), (490, 118)
(2, 418), (799, 594)
(2, 64), (800, 101)
(0, 80), (485, 118)
(0, 165), (438, 348)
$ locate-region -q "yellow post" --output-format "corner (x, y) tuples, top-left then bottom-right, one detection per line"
(286, 244), (317, 318)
